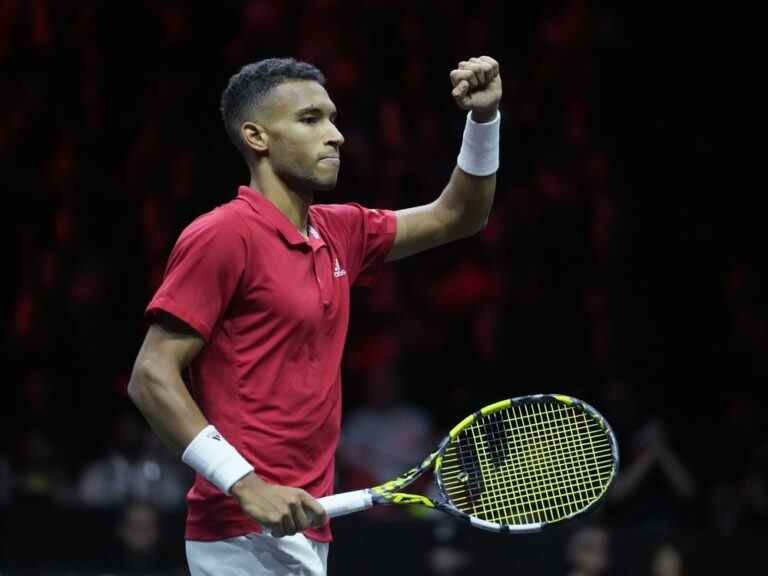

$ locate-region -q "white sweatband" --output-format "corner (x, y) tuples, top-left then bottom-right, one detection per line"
(456, 110), (501, 176)
(182, 425), (254, 495)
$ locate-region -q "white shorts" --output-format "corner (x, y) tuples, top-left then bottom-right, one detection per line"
(186, 532), (329, 576)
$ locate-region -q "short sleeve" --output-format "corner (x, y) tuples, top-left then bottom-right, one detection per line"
(314, 203), (397, 287)
(145, 210), (247, 341)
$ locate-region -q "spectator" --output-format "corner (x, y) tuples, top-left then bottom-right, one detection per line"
(78, 410), (190, 510)
(15, 428), (74, 504)
(336, 360), (435, 517)
(564, 524), (612, 576)
(608, 417), (697, 532)
(111, 500), (186, 575)
(649, 541), (685, 576)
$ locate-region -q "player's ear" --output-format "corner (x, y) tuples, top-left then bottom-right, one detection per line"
(241, 122), (269, 153)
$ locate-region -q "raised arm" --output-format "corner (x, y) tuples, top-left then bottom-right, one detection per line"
(387, 56), (502, 261)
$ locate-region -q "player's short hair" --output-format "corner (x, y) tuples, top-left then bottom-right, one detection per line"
(220, 57), (326, 157)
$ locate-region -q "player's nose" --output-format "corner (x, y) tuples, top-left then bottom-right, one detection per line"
(326, 123), (344, 147)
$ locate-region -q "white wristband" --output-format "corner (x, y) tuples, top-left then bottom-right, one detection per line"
(456, 110), (501, 176)
(182, 425), (254, 495)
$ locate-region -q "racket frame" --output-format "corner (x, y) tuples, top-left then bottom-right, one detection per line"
(348, 394), (620, 534)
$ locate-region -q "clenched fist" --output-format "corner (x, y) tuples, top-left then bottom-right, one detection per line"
(450, 56), (502, 122)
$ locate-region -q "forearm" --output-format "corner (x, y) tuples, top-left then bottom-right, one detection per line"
(128, 360), (208, 455)
(438, 166), (496, 236)
(437, 108), (499, 235)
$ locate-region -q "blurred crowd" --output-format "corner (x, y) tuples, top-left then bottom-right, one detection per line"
(2, 0), (764, 573)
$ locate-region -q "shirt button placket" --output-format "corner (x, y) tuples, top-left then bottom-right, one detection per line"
(312, 244), (332, 308)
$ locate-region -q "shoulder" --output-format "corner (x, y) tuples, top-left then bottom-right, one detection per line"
(179, 202), (250, 245)
(311, 202), (389, 233)
(309, 203), (359, 242)
(310, 202), (366, 222)
(165, 204), (253, 269)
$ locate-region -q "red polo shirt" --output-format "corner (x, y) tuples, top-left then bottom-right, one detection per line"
(145, 185), (397, 542)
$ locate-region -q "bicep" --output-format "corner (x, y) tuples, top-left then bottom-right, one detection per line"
(387, 201), (463, 261)
(137, 312), (205, 372)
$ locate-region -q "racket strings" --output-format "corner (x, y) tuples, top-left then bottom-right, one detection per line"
(439, 402), (614, 526)
(487, 405), (611, 523)
(446, 415), (601, 524)
(491, 406), (610, 523)
(454, 434), (485, 505)
(507, 405), (609, 522)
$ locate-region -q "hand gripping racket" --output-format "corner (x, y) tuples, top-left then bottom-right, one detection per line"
(320, 394), (619, 533)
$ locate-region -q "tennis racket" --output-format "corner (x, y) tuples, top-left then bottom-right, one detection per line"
(320, 394), (619, 533)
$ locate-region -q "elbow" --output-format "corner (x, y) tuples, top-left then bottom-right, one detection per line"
(456, 216), (489, 239)
(127, 363), (146, 408)
(458, 204), (493, 238)
(127, 358), (160, 409)
(474, 216), (490, 234)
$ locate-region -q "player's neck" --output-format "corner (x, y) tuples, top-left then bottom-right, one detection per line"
(249, 171), (314, 238)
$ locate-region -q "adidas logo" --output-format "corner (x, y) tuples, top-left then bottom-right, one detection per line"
(334, 258), (347, 278)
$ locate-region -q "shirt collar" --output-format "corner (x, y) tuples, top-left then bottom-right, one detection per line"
(237, 185), (322, 248)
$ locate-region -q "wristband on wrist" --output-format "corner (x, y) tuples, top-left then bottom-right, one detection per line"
(456, 110), (501, 176)
(182, 425), (254, 495)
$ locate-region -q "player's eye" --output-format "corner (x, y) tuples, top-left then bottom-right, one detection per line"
(300, 116), (319, 125)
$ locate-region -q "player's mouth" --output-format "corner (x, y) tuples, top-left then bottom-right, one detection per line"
(319, 154), (340, 166)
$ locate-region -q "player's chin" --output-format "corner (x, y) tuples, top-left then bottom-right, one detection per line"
(312, 172), (339, 192)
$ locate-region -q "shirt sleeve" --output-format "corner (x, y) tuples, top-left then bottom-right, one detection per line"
(145, 210), (247, 341)
(318, 203), (397, 287)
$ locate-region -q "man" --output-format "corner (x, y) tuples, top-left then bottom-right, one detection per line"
(128, 55), (502, 575)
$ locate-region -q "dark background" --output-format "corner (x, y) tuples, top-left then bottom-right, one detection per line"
(2, 1), (761, 574)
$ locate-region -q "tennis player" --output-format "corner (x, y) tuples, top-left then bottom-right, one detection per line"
(128, 55), (502, 575)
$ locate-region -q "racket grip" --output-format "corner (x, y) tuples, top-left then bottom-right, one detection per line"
(317, 489), (373, 518)
(262, 489), (373, 536)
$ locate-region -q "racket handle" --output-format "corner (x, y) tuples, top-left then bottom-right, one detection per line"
(317, 489), (373, 518)
(262, 489), (373, 536)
